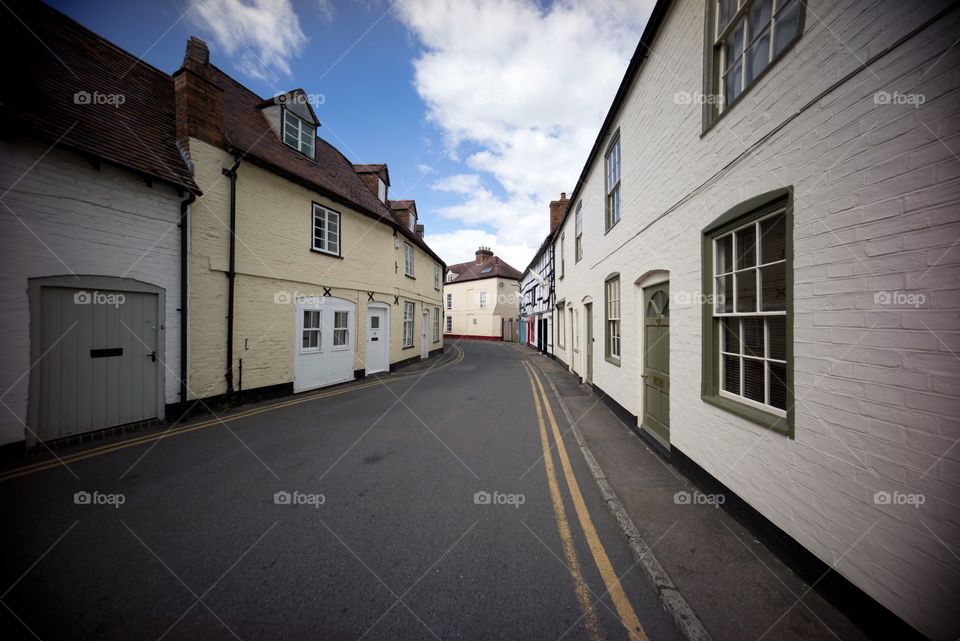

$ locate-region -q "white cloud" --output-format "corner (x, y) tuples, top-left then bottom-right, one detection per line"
(190, 0), (308, 81)
(395, 0), (653, 267)
(424, 229), (532, 272)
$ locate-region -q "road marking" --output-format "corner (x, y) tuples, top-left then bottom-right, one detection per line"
(0, 345), (464, 483)
(525, 361), (649, 641)
(522, 361), (603, 641)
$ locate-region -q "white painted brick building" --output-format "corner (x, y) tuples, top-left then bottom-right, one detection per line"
(0, 142), (188, 446)
(552, 0), (960, 638)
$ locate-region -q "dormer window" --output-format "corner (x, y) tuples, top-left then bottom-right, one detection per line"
(283, 109), (315, 157)
(377, 178), (386, 202)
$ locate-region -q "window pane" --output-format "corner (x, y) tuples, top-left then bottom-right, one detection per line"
(743, 358), (765, 402)
(722, 318), (740, 353)
(717, 0), (737, 33)
(716, 235), (733, 273)
(742, 317), (764, 357)
(723, 354), (741, 394)
(748, 0), (773, 40)
(736, 225), (756, 268)
(768, 316), (786, 360)
(745, 26), (770, 85)
(716, 275), (734, 312)
(773, 0), (799, 57)
(760, 213), (785, 263)
(760, 262), (786, 311)
(769, 362), (787, 409)
(736, 270), (757, 312)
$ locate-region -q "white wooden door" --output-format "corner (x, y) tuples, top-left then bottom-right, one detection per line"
(294, 297), (355, 392)
(421, 310), (429, 360)
(364, 306), (389, 375)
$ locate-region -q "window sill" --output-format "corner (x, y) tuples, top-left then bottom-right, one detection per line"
(311, 248), (343, 259)
(604, 219), (620, 235)
(702, 393), (792, 437)
(402, 345), (416, 350)
(605, 355), (621, 367)
(405, 274), (416, 280)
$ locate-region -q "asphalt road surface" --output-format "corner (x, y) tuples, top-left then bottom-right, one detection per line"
(0, 341), (682, 641)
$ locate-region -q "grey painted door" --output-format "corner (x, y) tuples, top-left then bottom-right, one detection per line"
(585, 303), (594, 384)
(642, 283), (670, 449)
(421, 310), (429, 360)
(37, 287), (160, 441)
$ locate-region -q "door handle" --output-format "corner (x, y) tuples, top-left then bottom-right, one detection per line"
(147, 351), (157, 362)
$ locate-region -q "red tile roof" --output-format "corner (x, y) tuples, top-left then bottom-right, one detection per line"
(446, 255), (523, 283)
(204, 65), (443, 266)
(1, 2), (198, 192)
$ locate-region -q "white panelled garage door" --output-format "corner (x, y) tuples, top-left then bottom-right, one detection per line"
(294, 297), (356, 392)
(28, 278), (164, 444)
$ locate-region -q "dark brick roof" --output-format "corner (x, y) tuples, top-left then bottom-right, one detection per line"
(1, 1), (198, 192)
(205, 65), (444, 266)
(447, 255), (523, 283)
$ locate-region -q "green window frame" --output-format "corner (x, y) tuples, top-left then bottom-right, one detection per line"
(701, 187), (794, 436)
(604, 133), (621, 231)
(604, 273), (621, 365)
(702, 0), (805, 132)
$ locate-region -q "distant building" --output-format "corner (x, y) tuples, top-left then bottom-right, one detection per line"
(521, 194), (568, 354)
(444, 248), (521, 340)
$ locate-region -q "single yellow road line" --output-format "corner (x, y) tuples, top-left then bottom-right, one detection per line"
(527, 362), (649, 641)
(0, 345), (464, 483)
(522, 361), (603, 641)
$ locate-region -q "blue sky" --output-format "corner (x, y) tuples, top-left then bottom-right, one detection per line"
(49, 0), (652, 269)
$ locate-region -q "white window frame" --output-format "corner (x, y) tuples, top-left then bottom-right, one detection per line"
(479, 291), (487, 309)
(606, 277), (621, 360)
(332, 310), (351, 350)
(713, 208), (788, 417)
(575, 202), (583, 262)
(312, 204), (340, 256)
(377, 178), (386, 202)
(445, 315), (453, 333)
(446, 293), (452, 310)
(403, 302), (415, 347)
(434, 264), (441, 290)
(404, 243), (415, 277)
(283, 109), (315, 157)
(557, 304), (565, 348)
(301, 309), (322, 353)
(605, 137), (621, 230)
(432, 308), (440, 342)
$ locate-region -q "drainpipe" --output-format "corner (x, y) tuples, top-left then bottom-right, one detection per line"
(179, 190), (196, 417)
(222, 156), (241, 399)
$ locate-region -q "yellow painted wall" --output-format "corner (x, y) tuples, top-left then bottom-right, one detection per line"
(443, 277), (519, 338)
(188, 139), (443, 399)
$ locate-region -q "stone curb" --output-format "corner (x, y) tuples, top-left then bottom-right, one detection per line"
(530, 359), (714, 641)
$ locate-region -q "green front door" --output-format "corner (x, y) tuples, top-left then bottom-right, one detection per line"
(584, 303), (594, 384)
(642, 284), (670, 449)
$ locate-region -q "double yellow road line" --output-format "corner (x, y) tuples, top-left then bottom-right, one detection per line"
(0, 345), (465, 483)
(522, 360), (648, 641)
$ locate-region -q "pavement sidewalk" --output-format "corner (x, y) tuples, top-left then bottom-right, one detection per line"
(524, 348), (871, 641)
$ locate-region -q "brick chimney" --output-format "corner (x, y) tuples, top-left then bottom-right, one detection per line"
(476, 246), (493, 263)
(173, 37), (225, 151)
(549, 192), (569, 234)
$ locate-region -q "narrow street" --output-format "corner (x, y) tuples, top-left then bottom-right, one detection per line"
(0, 341), (681, 641)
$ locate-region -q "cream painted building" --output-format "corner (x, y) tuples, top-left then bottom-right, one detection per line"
(444, 248), (521, 340)
(176, 38), (445, 404)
